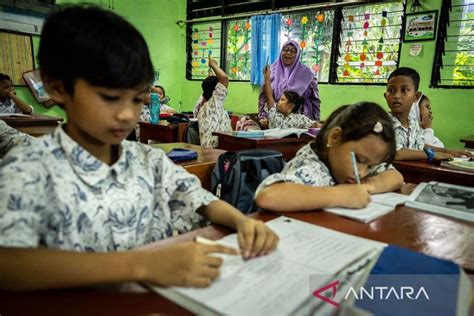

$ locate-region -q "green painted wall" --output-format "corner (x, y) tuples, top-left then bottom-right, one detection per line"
(13, 0), (471, 148)
(178, 0), (473, 149)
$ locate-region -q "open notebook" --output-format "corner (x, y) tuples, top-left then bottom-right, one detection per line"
(148, 216), (470, 315)
(324, 192), (408, 223)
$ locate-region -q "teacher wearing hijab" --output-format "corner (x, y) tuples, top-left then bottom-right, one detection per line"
(258, 40), (321, 129)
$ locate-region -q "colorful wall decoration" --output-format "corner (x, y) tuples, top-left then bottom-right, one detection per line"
(191, 22), (221, 79)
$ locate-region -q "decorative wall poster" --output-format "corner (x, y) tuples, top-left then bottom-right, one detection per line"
(191, 22), (221, 79)
(403, 10), (438, 42)
(226, 19), (251, 80)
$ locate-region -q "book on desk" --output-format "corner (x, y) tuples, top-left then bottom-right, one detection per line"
(149, 216), (471, 315)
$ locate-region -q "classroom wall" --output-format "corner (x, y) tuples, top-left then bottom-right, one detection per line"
(177, 0), (473, 149)
(13, 0), (472, 148)
(13, 0), (187, 121)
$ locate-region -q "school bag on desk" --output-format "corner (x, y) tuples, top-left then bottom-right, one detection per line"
(211, 149), (284, 214)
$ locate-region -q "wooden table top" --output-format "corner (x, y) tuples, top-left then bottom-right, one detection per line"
(0, 113), (63, 127)
(394, 160), (474, 186)
(151, 142), (225, 167)
(1, 206), (472, 315)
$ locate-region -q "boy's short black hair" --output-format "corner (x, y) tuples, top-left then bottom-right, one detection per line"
(283, 90), (304, 113)
(38, 5), (154, 95)
(0, 73), (11, 82)
(202, 76), (219, 101)
(312, 102), (396, 166)
(387, 67), (420, 91)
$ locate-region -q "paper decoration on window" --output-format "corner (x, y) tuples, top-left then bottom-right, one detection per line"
(226, 19), (252, 80)
(191, 22), (221, 79)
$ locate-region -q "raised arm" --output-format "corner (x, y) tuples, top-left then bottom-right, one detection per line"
(208, 57), (229, 88)
(263, 66), (275, 108)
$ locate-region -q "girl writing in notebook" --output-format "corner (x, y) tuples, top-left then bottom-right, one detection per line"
(255, 102), (404, 211)
(262, 65), (320, 130)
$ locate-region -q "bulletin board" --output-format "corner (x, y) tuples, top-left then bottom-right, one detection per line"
(0, 31), (34, 85)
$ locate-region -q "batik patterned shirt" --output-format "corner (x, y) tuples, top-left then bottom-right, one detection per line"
(0, 120), (34, 157)
(256, 143), (394, 195)
(267, 105), (316, 129)
(197, 82), (232, 148)
(389, 113), (424, 151)
(0, 98), (24, 114)
(0, 127), (217, 251)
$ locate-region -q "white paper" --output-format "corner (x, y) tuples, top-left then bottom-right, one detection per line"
(324, 192), (408, 223)
(263, 128), (315, 138)
(409, 43), (423, 56)
(150, 216), (385, 315)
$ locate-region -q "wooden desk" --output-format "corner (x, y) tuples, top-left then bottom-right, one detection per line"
(394, 160), (474, 187)
(2, 207), (473, 315)
(461, 135), (474, 149)
(139, 121), (187, 144)
(213, 131), (312, 160)
(1, 114), (63, 136)
(151, 142), (225, 190)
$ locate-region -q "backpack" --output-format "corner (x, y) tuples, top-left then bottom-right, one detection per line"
(211, 149), (284, 214)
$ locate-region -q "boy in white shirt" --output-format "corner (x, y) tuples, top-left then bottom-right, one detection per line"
(0, 5), (278, 291)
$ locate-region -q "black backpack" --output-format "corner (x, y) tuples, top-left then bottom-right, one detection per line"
(211, 149), (284, 214)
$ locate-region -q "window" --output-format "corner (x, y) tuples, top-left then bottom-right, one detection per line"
(188, 22), (222, 80)
(186, 1), (404, 85)
(226, 18), (252, 80)
(336, 2), (404, 84)
(432, 0), (474, 87)
(281, 10), (335, 83)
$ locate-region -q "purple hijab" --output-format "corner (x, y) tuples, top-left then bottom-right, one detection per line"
(270, 40), (314, 99)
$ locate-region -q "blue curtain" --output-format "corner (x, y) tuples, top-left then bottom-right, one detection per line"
(250, 13), (281, 86)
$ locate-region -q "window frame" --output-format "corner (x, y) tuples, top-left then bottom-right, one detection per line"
(186, 1), (405, 85)
(431, 0), (474, 89)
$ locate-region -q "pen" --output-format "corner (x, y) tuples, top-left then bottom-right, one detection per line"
(265, 56), (269, 66)
(350, 151), (361, 184)
(194, 236), (218, 245)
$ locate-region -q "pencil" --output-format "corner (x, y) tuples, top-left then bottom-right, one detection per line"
(350, 151), (361, 184)
(194, 236), (218, 245)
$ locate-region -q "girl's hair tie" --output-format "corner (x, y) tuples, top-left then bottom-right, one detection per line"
(373, 121), (383, 133)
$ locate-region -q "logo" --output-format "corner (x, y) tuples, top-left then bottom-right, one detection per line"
(312, 280), (340, 308)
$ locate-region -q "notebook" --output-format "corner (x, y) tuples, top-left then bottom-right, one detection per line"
(324, 192), (408, 223)
(441, 159), (474, 173)
(263, 128), (316, 139)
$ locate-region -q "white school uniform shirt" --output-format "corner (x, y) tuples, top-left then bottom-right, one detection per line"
(266, 105), (316, 129)
(255, 143), (394, 195)
(409, 103), (444, 148)
(196, 82), (232, 148)
(389, 112), (425, 151)
(0, 120), (34, 157)
(0, 97), (32, 114)
(0, 127), (216, 251)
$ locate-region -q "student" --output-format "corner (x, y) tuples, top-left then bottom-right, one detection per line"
(255, 102), (404, 212)
(263, 66), (320, 129)
(194, 57), (232, 148)
(0, 73), (33, 114)
(152, 85), (176, 114)
(0, 5), (278, 291)
(384, 67), (470, 161)
(409, 93), (444, 148)
(0, 120), (34, 157)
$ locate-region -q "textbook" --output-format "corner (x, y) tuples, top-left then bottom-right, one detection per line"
(149, 216), (470, 315)
(324, 192), (408, 223)
(441, 159), (474, 173)
(232, 130), (264, 138)
(149, 216), (386, 315)
(263, 128), (317, 139)
(405, 181), (474, 222)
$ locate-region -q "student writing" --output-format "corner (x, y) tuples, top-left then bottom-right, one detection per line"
(0, 5), (278, 291)
(255, 102), (404, 212)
